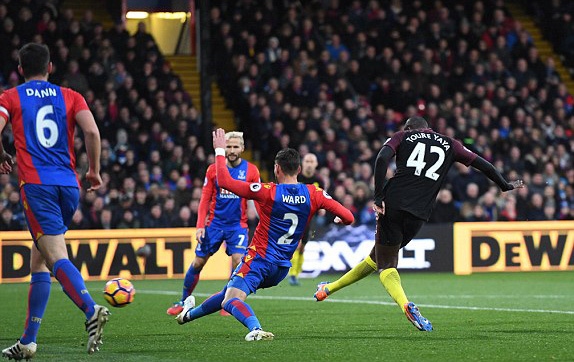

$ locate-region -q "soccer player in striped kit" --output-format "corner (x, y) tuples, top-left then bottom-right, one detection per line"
(176, 129), (354, 340)
(0, 43), (109, 360)
(167, 132), (260, 315)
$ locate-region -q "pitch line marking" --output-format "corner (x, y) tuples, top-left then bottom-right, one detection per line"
(135, 289), (574, 315)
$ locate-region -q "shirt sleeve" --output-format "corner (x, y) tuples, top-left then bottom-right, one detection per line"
(71, 90), (89, 117)
(452, 139), (478, 166)
(0, 90), (13, 122)
(196, 165), (215, 228)
(312, 186), (354, 225)
(383, 131), (405, 154)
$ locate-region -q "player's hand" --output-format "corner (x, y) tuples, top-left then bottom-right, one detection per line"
(334, 216), (342, 224)
(212, 128), (226, 150)
(373, 201), (385, 216)
(508, 180), (525, 190)
(85, 169), (102, 192)
(318, 209), (326, 216)
(0, 151), (13, 174)
(195, 228), (205, 243)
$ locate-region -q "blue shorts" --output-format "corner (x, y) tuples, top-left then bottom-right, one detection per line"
(227, 249), (289, 295)
(195, 226), (248, 258)
(20, 184), (79, 244)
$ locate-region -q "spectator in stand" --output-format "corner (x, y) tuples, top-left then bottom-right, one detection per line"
(0, 0), (573, 231)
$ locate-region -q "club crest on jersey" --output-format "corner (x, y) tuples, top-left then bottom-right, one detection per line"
(238, 169), (246, 180)
(282, 194), (307, 204)
(26, 88), (57, 98)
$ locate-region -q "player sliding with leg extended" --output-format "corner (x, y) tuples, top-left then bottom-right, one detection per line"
(314, 116), (524, 331)
(176, 128), (354, 340)
(167, 132), (260, 316)
(0, 43), (109, 360)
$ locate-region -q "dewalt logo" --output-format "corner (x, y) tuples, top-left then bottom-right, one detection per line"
(454, 221), (574, 275)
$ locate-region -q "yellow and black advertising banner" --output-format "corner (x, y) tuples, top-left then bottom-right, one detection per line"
(0, 228), (232, 283)
(454, 221), (574, 275)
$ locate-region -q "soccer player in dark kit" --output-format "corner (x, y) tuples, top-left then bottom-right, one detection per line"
(314, 116), (524, 331)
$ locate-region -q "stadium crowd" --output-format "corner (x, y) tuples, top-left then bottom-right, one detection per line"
(211, 0), (574, 225)
(0, 0), (573, 232)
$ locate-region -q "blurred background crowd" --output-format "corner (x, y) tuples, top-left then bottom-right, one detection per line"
(0, 0), (573, 232)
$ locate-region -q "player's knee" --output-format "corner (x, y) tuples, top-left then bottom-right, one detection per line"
(192, 257), (207, 270)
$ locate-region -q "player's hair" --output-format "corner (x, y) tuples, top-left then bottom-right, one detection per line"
(18, 43), (50, 78)
(275, 148), (301, 176)
(225, 131), (244, 147)
(405, 116), (429, 130)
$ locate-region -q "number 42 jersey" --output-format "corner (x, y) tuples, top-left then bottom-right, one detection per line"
(0, 81), (88, 187)
(383, 128), (477, 221)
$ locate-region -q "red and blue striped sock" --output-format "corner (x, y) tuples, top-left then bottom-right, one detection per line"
(181, 265), (201, 302)
(223, 298), (261, 331)
(186, 289), (226, 321)
(53, 259), (95, 320)
(20, 272), (51, 345)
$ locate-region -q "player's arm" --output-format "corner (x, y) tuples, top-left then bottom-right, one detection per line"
(374, 131), (404, 211)
(76, 109), (102, 191)
(373, 145), (395, 207)
(247, 163), (261, 218)
(318, 190), (354, 225)
(213, 129), (265, 201)
(470, 156), (524, 191)
(0, 93), (14, 174)
(453, 139), (524, 191)
(196, 166), (215, 232)
(0, 116), (14, 174)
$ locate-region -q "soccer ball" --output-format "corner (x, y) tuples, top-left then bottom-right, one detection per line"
(103, 278), (135, 308)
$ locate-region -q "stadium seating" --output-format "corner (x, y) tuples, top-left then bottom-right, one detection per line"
(0, 0), (573, 232)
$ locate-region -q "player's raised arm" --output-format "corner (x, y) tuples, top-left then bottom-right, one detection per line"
(76, 108), (102, 191)
(452, 139), (525, 191)
(212, 128), (265, 201)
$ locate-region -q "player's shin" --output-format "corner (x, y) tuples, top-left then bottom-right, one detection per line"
(379, 268), (409, 312)
(326, 255), (377, 294)
(295, 250), (305, 275)
(182, 265), (201, 302)
(53, 259), (96, 319)
(223, 298), (262, 331)
(20, 272), (51, 345)
(289, 250), (300, 277)
(186, 289), (226, 321)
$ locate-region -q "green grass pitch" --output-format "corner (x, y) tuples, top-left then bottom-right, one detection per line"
(1, 272), (573, 361)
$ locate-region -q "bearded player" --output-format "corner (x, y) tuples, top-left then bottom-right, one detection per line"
(176, 129), (354, 340)
(0, 43), (109, 360)
(167, 131), (260, 315)
(314, 116), (524, 331)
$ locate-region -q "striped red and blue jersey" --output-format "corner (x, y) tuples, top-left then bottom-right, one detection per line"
(0, 81), (88, 187)
(197, 159), (260, 230)
(215, 152), (354, 267)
